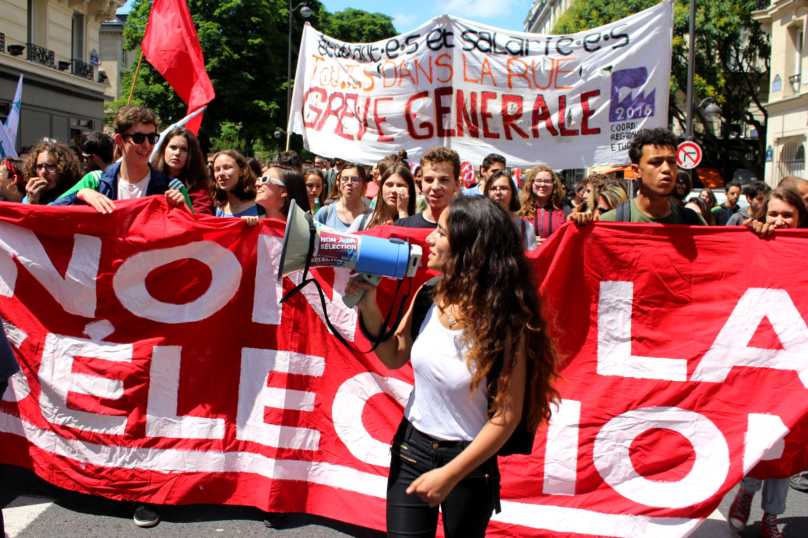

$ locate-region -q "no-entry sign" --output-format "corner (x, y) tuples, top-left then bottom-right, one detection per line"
(677, 141), (703, 169)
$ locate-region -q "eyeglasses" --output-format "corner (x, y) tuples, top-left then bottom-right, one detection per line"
(257, 175), (284, 186)
(121, 132), (160, 145)
(597, 206), (611, 214)
(489, 186), (510, 192)
(340, 176), (362, 184)
(82, 153), (93, 159)
(534, 180), (553, 185)
(676, 179), (685, 185)
(34, 163), (57, 173)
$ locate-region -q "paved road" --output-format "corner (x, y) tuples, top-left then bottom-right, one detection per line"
(2, 463), (808, 537)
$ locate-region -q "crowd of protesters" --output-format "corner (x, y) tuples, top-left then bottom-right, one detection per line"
(2, 106), (808, 538)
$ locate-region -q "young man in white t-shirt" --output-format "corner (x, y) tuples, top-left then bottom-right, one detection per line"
(52, 106), (192, 213)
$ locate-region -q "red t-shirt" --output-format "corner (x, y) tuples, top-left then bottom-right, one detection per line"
(526, 206), (567, 239)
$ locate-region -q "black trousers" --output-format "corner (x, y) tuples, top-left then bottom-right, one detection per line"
(386, 418), (499, 538)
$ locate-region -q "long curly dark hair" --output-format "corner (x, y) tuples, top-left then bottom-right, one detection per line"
(22, 141), (81, 199)
(434, 196), (560, 432)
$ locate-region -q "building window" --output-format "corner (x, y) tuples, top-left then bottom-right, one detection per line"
(27, 0), (35, 44)
(778, 141), (807, 181)
(72, 13), (85, 62)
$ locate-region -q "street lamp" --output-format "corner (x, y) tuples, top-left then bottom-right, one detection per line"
(287, 1), (312, 150)
(698, 98), (722, 122)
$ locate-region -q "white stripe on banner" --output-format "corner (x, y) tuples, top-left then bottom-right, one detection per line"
(0, 411), (706, 537)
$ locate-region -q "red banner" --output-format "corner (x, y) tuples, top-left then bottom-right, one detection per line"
(1, 198), (807, 538)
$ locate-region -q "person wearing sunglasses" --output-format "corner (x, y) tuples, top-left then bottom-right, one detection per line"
(313, 162), (369, 232)
(51, 106), (192, 214)
(246, 163), (311, 228)
(21, 141), (82, 204)
(587, 180), (629, 217)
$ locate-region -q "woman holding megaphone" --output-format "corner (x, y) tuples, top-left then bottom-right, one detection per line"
(346, 195), (559, 538)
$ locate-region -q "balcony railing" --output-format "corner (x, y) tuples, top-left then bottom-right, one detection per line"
(790, 74), (801, 94)
(0, 33), (5, 54)
(27, 43), (54, 68)
(71, 59), (94, 81)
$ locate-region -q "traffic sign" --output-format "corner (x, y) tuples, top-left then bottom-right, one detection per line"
(677, 141), (702, 169)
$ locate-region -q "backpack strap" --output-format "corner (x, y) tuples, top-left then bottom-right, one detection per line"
(359, 212), (369, 231)
(562, 205), (572, 218)
(616, 200), (631, 222)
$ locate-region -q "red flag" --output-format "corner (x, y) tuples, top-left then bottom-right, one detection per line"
(142, 0), (215, 134)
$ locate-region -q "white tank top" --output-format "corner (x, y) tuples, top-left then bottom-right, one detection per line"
(404, 303), (489, 441)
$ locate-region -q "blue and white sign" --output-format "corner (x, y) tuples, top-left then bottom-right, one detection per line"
(766, 145), (773, 162)
(772, 74), (782, 93)
(90, 49), (99, 67)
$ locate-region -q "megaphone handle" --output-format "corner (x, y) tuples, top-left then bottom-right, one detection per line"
(343, 273), (383, 309)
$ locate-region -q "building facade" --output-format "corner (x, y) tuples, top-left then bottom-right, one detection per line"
(524, 0), (575, 34)
(753, 0), (807, 183)
(0, 0), (124, 150)
(99, 13), (136, 102)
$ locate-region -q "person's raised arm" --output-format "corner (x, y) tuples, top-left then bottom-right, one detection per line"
(406, 332), (527, 507)
(346, 278), (419, 370)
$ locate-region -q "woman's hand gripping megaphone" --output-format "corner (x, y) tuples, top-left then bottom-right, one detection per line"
(344, 272), (383, 309)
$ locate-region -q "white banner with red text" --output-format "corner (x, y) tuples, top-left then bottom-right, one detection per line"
(1, 198), (807, 538)
(288, 2), (672, 168)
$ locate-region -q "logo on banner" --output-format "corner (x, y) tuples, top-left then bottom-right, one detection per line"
(460, 162), (476, 189)
(313, 231), (359, 266)
(609, 68), (655, 122)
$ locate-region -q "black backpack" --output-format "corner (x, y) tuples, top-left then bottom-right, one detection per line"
(615, 200), (702, 225)
(410, 283), (534, 456)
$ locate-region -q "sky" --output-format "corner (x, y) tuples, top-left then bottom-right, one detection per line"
(119, 0), (536, 35)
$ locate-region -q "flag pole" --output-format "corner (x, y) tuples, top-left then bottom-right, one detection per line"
(126, 49), (144, 106)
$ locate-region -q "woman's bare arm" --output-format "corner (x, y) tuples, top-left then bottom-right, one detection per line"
(347, 278), (422, 370)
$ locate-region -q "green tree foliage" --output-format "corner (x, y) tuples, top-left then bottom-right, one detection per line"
(555, 0), (770, 178)
(113, 0), (398, 156)
(321, 8), (396, 43)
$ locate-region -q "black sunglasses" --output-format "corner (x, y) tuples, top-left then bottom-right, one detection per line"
(121, 132), (160, 145)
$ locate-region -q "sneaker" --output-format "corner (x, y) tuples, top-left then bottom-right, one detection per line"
(758, 512), (783, 538)
(263, 513), (288, 529)
(133, 504), (160, 527)
(790, 472), (808, 492)
(728, 488), (753, 531)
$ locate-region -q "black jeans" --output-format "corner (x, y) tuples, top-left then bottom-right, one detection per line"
(386, 418), (500, 538)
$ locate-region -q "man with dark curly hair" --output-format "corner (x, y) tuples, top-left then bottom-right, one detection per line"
(599, 128), (705, 225)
